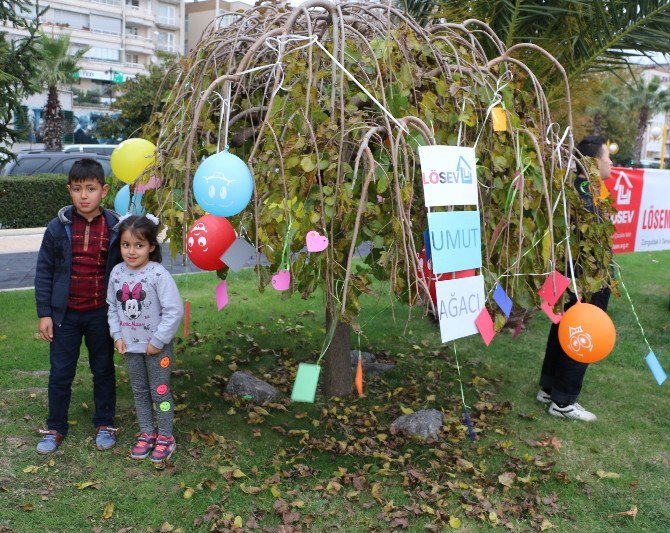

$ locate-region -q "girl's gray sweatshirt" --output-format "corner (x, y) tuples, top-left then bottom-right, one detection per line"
(106, 261), (183, 353)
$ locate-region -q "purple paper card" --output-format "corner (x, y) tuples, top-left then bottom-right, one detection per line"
(493, 284), (513, 317)
(215, 280), (228, 311)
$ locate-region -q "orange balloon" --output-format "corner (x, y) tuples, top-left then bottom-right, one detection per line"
(558, 303), (616, 363)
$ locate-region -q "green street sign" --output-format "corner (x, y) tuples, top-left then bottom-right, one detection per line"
(112, 71), (124, 84)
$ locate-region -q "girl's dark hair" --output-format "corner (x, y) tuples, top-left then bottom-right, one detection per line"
(117, 215), (162, 263)
(576, 135), (606, 159)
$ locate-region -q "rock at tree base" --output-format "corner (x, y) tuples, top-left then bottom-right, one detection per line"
(226, 371), (278, 403)
(390, 409), (444, 438)
(349, 350), (395, 377)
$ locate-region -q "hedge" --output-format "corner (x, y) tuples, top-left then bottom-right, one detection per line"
(0, 174), (71, 229)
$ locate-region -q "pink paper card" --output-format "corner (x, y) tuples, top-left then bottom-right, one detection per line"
(215, 280), (229, 311)
(271, 269), (291, 291)
(475, 308), (496, 346)
(540, 300), (562, 324)
(538, 270), (570, 306)
(512, 323), (524, 339)
(306, 230), (329, 252)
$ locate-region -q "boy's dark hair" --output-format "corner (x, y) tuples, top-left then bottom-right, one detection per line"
(68, 158), (105, 186)
(117, 215), (162, 263)
(576, 135), (606, 159)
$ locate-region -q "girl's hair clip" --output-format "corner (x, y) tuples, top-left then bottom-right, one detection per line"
(145, 213), (160, 226)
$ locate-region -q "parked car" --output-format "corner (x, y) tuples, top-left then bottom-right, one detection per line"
(1, 151), (112, 177)
(63, 144), (118, 156)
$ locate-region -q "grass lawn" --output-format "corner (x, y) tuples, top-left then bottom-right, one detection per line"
(0, 251), (668, 531)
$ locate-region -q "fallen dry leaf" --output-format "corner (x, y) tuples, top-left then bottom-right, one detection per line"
(102, 502), (114, 519)
(596, 470), (621, 479)
(610, 506), (638, 519)
(498, 472), (516, 488)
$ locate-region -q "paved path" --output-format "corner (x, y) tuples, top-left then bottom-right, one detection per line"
(0, 228), (371, 292)
(0, 226), (200, 291)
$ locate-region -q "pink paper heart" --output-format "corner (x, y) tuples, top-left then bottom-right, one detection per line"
(271, 269), (291, 291)
(306, 230), (328, 252)
(135, 175), (161, 193)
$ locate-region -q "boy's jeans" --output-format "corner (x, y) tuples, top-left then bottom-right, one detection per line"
(46, 307), (116, 436)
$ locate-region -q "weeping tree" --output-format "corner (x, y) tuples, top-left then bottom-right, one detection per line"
(145, 1), (614, 396)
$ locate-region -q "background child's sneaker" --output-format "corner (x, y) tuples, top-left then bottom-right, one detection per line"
(548, 402), (597, 421)
(36, 429), (63, 454)
(131, 433), (156, 460)
(95, 426), (118, 450)
(150, 435), (176, 463)
(535, 389), (551, 404)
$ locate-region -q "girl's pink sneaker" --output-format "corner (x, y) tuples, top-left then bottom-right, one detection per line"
(150, 435), (176, 463)
(130, 433), (156, 460)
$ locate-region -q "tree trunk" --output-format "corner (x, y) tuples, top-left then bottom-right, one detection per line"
(633, 105), (649, 163)
(323, 307), (352, 397)
(592, 111), (603, 136)
(43, 85), (63, 150)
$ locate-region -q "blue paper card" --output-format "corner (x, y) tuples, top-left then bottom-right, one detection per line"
(427, 211), (482, 274)
(645, 351), (667, 386)
(423, 229), (431, 261)
(493, 284), (513, 317)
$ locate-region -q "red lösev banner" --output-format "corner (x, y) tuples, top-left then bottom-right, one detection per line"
(604, 167), (670, 254)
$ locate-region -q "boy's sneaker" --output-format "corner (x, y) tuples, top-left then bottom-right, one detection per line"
(535, 389), (552, 404)
(130, 433), (156, 460)
(36, 429), (64, 454)
(150, 435), (176, 463)
(95, 426), (118, 451)
(548, 402), (597, 422)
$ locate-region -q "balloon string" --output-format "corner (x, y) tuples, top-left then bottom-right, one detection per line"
(279, 218), (293, 271)
(614, 262), (654, 354)
(453, 342), (470, 409)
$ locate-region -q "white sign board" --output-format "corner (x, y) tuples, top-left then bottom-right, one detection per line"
(418, 145), (478, 207)
(435, 275), (485, 343)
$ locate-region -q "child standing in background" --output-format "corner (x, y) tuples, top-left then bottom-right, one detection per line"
(107, 214), (183, 462)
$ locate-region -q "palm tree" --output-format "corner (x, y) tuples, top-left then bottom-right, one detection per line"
(37, 33), (88, 149)
(628, 75), (670, 163)
(437, 1), (670, 106)
(395, 0), (441, 27)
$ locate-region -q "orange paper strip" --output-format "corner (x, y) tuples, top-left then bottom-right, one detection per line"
(491, 106), (507, 132)
(355, 357), (364, 397)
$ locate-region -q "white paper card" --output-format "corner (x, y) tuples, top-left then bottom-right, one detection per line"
(435, 275), (486, 343)
(418, 145), (478, 207)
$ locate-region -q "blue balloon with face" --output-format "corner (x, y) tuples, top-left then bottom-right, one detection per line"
(114, 184), (146, 216)
(193, 150), (253, 217)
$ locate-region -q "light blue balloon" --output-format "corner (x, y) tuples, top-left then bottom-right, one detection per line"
(114, 184), (146, 216)
(193, 150), (253, 217)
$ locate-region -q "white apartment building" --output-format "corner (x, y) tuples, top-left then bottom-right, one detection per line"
(21, 0), (186, 97)
(3, 0), (185, 144)
(185, 0), (248, 52)
(640, 65), (670, 164)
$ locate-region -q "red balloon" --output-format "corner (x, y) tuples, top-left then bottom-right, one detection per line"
(186, 214), (235, 271)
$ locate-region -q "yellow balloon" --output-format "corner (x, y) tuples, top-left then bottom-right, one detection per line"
(111, 138), (157, 184)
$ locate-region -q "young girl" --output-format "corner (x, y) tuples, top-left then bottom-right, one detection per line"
(107, 214), (183, 462)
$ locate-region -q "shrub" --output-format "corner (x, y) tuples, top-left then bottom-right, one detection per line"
(0, 173), (70, 228)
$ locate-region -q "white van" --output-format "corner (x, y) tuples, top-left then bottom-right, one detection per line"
(62, 144), (118, 156)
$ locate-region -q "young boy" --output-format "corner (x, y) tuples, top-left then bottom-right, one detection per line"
(35, 158), (122, 454)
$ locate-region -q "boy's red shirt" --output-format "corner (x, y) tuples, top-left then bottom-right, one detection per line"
(68, 210), (109, 311)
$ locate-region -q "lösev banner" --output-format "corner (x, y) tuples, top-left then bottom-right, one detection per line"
(604, 167), (670, 254)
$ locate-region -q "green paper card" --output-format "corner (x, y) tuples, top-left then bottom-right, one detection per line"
(291, 363), (321, 403)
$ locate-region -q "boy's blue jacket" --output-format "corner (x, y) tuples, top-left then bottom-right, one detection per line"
(35, 205), (121, 326)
